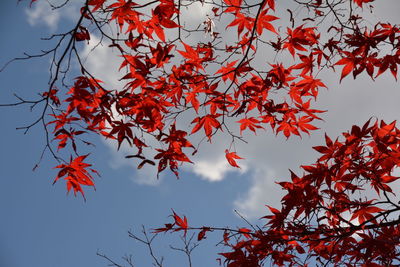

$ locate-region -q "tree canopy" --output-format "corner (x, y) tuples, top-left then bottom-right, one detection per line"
(3, 0), (400, 266)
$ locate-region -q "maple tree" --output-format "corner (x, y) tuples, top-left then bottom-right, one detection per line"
(3, 0), (400, 265)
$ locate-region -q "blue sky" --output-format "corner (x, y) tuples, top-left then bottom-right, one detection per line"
(1, 1), (400, 267)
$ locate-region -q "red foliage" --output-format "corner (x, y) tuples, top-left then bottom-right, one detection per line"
(161, 120), (400, 266)
(11, 0), (400, 265)
(53, 155), (98, 200)
(225, 149), (244, 168)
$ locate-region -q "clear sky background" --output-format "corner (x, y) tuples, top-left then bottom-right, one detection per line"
(1, 1), (400, 267)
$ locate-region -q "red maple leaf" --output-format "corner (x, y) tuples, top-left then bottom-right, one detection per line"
(191, 115), (221, 140)
(256, 9), (278, 35)
(53, 155), (98, 200)
(225, 149), (244, 168)
(335, 51), (358, 81)
(353, 0), (374, 8)
(172, 210), (188, 236)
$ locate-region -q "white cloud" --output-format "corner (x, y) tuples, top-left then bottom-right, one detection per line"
(180, 1), (213, 22)
(190, 156), (247, 182)
(81, 35), (123, 88)
(26, 1), (61, 30)
(234, 168), (283, 219)
(107, 145), (162, 186)
(25, 1), (79, 31)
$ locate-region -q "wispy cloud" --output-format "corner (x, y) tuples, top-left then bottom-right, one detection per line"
(25, 1), (78, 31)
(189, 156), (247, 182)
(81, 35), (124, 87)
(234, 168), (283, 219)
(26, 1), (61, 30)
